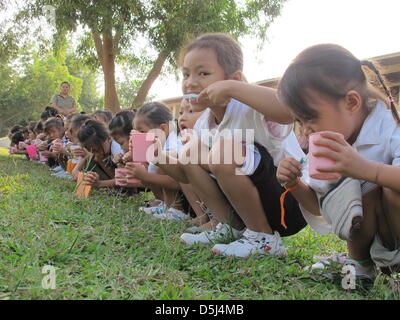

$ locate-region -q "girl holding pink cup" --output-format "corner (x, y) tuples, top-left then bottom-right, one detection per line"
(308, 132), (343, 180)
(126, 102), (188, 220)
(276, 43), (400, 279)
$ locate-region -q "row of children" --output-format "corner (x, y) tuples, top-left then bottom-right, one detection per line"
(8, 33), (400, 283)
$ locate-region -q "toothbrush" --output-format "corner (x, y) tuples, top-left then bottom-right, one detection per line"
(280, 156), (307, 187)
(183, 93), (199, 100)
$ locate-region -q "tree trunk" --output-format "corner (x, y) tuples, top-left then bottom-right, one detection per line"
(102, 29), (121, 114)
(91, 26), (121, 114)
(131, 50), (169, 109)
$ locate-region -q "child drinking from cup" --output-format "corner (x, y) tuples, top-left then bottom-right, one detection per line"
(108, 110), (144, 190)
(77, 119), (123, 188)
(126, 102), (190, 220)
(276, 44), (400, 280)
(155, 99), (216, 229)
(68, 114), (92, 179)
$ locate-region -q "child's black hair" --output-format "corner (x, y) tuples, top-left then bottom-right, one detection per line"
(77, 120), (110, 151)
(11, 131), (25, 145)
(180, 33), (243, 78)
(10, 125), (23, 135)
(70, 114), (91, 132)
(109, 110), (135, 137)
(28, 121), (37, 132)
(94, 110), (113, 123)
(278, 43), (400, 124)
(44, 117), (64, 134)
(41, 106), (59, 121)
(33, 121), (44, 134)
(136, 102), (172, 128)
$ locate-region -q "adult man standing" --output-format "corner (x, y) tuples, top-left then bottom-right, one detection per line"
(50, 82), (77, 116)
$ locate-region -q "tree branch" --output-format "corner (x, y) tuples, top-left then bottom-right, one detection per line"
(131, 50), (170, 109)
(91, 29), (104, 66)
(113, 16), (125, 53)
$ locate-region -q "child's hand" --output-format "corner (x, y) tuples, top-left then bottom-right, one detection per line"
(122, 151), (132, 163)
(277, 157), (303, 188)
(83, 172), (100, 187)
(125, 162), (147, 180)
(180, 129), (193, 145)
(71, 169), (79, 181)
(72, 146), (88, 158)
(36, 133), (47, 140)
(311, 132), (373, 180)
(112, 153), (123, 165)
(40, 150), (53, 158)
(37, 141), (48, 151)
(198, 80), (232, 107)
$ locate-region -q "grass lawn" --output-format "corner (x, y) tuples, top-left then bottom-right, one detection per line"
(0, 146), (399, 300)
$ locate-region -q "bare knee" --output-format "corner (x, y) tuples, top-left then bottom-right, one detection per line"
(382, 188), (400, 209)
(208, 139), (244, 176)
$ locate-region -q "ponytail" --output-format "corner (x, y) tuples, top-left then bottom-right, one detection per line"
(360, 60), (400, 124)
(77, 119), (109, 151)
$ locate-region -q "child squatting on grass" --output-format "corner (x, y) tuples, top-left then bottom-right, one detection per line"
(276, 44), (400, 280)
(125, 102), (192, 220)
(161, 33), (307, 258)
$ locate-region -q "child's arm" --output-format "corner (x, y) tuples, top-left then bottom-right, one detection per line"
(313, 132), (400, 193)
(125, 162), (181, 190)
(71, 155), (90, 180)
(153, 151), (189, 184)
(198, 80), (294, 124)
(41, 150), (57, 159)
(83, 172), (115, 188)
(277, 157), (321, 216)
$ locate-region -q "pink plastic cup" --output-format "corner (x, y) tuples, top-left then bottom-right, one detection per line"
(18, 141), (25, 149)
(309, 132), (342, 180)
(131, 132), (156, 163)
(115, 167), (140, 185)
(26, 144), (38, 160)
(52, 141), (62, 154)
(39, 152), (48, 162)
(70, 145), (81, 157)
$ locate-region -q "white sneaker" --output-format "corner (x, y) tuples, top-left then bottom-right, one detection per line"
(51, 166), (64, 172)
(139, 202), (166, 215)
(180, 223), (244, 246)
(305, 252), (375, 281)
(211, 229), (287, 258)
(344, 258), (376, 281)
(153, 208), (191, 221)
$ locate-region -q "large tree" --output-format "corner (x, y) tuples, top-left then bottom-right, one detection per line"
(130, 0), (287, 108)
(12, 0), (286, 113)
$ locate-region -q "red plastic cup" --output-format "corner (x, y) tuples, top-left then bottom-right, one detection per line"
(309, 132), (342, 180)
(130, 132), (156, 163)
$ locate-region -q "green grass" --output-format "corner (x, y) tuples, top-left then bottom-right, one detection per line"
(0, 146), (399, 300)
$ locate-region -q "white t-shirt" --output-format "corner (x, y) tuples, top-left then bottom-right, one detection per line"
(111, 140), (124, 156)
(148, 130), (183, 173)
(193, 98), (304, 169)
(300, 99), (400, 234)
